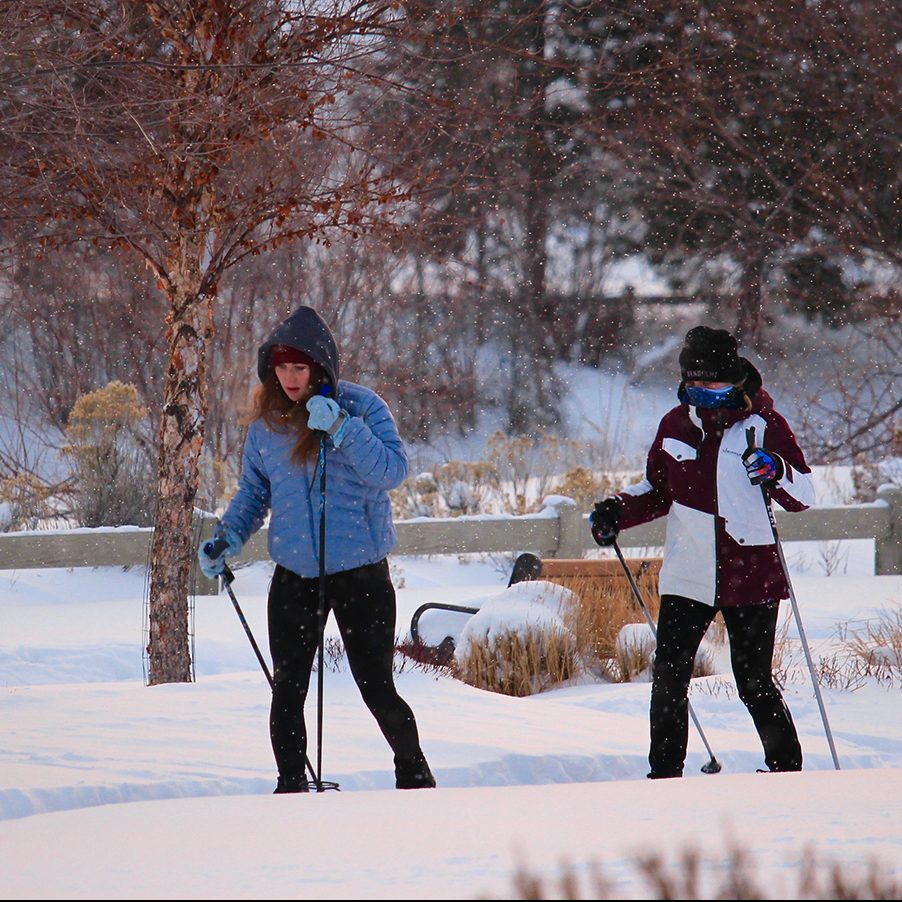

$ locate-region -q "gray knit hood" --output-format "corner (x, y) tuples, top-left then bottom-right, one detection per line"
(256, 306), (340, 390)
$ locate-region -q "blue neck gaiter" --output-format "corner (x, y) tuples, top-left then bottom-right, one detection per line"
(679, 384), (745, 409)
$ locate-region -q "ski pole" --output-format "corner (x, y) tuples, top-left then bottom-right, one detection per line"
(312, 433), (340, 792)
(611, 539), (722, 775)
(203, 538), (318, 785)
(745, 427), (841, 770)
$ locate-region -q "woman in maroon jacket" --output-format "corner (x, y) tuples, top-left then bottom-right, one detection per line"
(590, 326), (815, 778)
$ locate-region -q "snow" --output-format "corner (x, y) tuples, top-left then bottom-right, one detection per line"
(1, 535), (901, 898)
(1, 324), (900, 898)
(452, 579), (578, 654)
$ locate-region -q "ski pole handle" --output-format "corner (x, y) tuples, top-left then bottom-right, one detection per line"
(203, 536), (235, 584)
(745, 425), (756, 452)
(745, 425), (771, 496)
(746, 425), (781, 539)
(204, 536), (230, 558)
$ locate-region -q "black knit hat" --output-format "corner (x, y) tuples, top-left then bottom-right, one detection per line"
(678, 326), (744, 383)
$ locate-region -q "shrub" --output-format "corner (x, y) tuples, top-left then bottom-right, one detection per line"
(602, 620), (717, 684)
(455, 625), (580, 697)
(771, 615), (797, 688)
(432, 460), (499, 515)
(545, 564), (721, 685)
(390, 471), (442, 519)
(0, 473), (58, 531)
(388, 434), (640, 521)
(485, 431), (559, 515)
(61, 381), (157, 527)
(441, 559), (731, 693)
(394, 637), (459, 676)
(549, 465), (620, 511)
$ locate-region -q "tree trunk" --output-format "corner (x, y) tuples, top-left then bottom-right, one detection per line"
(735, 250), (767, 344)
(507, 3), (557, 435)
(146, 280), (212, 685)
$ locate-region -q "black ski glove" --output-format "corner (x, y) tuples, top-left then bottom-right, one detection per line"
(589, 498), (621, 547)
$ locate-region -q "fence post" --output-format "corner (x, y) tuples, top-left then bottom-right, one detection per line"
(875, 484), (901, 575)
(544, 496), (587, 559)
(193, 511), (221, 596)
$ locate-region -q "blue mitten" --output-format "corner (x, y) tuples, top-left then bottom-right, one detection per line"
(197, 525), (243, 579)
(306, 395), (350, 447)
(741, 447), (785, 487)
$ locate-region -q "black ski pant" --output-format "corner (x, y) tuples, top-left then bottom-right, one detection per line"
(649, 594), (802, 777)
(267, 559), (422, 779)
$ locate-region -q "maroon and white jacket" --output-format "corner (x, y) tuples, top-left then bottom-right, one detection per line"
(616, 381), (814, 607)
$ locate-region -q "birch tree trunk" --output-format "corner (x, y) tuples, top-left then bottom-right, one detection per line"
(146, 275), (212, 685)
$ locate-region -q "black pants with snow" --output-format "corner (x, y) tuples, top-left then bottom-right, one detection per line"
(648, 594), (802, 777)
(267, 559), (422, 780)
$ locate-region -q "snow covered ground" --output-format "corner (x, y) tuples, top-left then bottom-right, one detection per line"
(1, 318), (899, 898)
(1, 534), (900, 899)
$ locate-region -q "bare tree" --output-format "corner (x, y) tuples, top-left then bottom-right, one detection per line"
(789, 320), (901, 468)
(380, 2), (602, 432)
(573, 0), (901, 341)
(0, 1), (436, 684)
(3, 244), (167, 433)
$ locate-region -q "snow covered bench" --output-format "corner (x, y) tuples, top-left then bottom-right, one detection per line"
(408, 552), (663, 658)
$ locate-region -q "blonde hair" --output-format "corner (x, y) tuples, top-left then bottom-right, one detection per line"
(733, 377), (753, 412)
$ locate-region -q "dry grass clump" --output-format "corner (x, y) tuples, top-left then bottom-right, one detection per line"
(432, 460), (499, 515)
(403, 559), (898, 699)
(456, 626), (580, 697)
(769, 615), (796, 687)
(558, 562), (661, 661)
(450, 562), (665, 694)
(769, 607), (902, 693)
(612, 626), (657, 681)
(553, 560), (726, 684)
(408, 555), (822, 697)
(602, 621), (717, 684)
(543, 560), (725, 685)
(706, 610), (727, 645)
(485, 843), (900, 899)
(841, 608), (902, 686)
(401, 546), (897, 703)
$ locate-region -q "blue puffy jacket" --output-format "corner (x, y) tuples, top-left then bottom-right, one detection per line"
(219, 380), (408, 577)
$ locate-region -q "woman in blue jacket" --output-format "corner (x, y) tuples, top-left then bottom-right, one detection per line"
(199, 306), (435, 793)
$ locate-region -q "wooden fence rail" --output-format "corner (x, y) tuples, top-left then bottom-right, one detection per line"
(0, 486), (898, 595)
